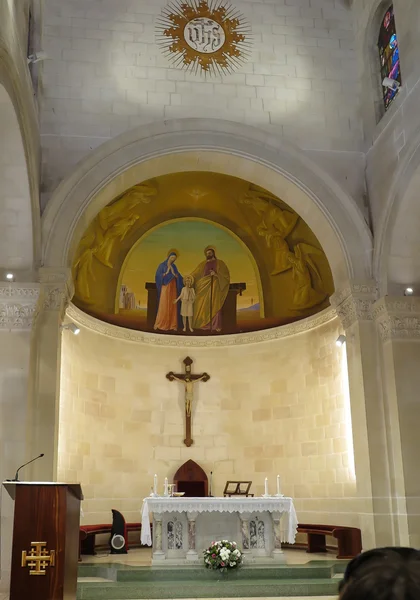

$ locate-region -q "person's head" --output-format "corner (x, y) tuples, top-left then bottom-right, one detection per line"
(184, 275), (193, 288)
(339, 548), (420, 600)
(205, 246), (216, 260)
(167, 250), (178, 265)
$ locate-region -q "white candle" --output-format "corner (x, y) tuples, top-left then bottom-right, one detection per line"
(277, 475), (281, 496)
(164, 477), (168, 496)
(153, 474), (158, 495)
(264, 477), (268, 496)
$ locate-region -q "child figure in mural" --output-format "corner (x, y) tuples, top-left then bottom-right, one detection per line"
(174, 275), (196, 333)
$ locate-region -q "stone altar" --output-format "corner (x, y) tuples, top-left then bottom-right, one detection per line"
(141, 496), (298, 565)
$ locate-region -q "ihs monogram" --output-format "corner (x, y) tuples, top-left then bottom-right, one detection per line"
(156, 0), (252, 76)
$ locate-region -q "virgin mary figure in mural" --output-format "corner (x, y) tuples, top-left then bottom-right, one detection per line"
(191, 246), (230, 332)
(154, 250), (183, 331)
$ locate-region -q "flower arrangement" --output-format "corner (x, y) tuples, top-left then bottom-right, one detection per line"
(203, 540), (243, 572)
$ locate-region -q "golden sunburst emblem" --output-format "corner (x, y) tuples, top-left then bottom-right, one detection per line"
(156, 0), (252, 76)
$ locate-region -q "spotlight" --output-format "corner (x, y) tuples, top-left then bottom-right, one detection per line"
(404, 287), (414, 296)
(27, 51), (49, 65)
(382, 77), (400, 91)
(336, 335), (346, 347)
(62, 323), (80, 335)
(6, 273), (14, 281)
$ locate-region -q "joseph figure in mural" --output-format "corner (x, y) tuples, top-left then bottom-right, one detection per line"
(191, 246), (230, 332)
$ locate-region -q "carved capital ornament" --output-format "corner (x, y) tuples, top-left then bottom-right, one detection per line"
(331, 282), (377, 330)
(0, 283), (40, 331)
(373, 297), (420, 342)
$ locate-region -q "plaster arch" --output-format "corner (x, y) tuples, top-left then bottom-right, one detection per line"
(374, 125), (420, 295)
(42, 119), (372, 290)
(0, 46), (41, 272)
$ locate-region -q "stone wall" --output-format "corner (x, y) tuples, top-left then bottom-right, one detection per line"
(40, 0), (364, 208)
(58, 313), (359, 528)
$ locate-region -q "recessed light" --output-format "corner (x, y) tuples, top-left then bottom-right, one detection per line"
(404, 287), (414, 296)
(6, 273), (14, 281)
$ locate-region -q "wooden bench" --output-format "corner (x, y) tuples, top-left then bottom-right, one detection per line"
(79, 522), (143, 558)
(296, 523), (362, 559)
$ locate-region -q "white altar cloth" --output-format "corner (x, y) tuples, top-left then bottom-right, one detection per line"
(141, 496), (298, 547)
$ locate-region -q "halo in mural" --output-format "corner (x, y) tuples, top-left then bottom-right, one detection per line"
(156, 0), (252, 75)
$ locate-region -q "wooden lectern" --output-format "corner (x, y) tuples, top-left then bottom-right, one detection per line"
(3, 482), (83, 600)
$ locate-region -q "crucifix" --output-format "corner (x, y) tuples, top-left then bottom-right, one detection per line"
(166, 357), (210, 447)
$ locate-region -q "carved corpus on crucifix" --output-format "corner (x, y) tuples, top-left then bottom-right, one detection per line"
(166, 357), (210, 447)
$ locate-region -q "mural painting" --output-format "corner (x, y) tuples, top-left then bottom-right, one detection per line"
(72, 172), (335, 335)
(118, 221), (259, 334)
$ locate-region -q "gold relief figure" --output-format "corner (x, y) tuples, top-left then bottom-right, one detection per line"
(94, 213), (140, 268)
(74, 248), (95, 302)
(257, 224), (292, 275)
(73, 228), (101, 302)
(98, 183), (156, 232)
(95, 183), (157, 267)
(287, 243), (327, 310)
(240, 185), (299, 275)
(241, 185), (299, 237)
(73, 183), (157, 301)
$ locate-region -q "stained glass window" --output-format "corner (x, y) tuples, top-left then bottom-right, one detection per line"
(378, 5), (401, 111)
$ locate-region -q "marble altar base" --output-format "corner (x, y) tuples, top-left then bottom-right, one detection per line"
(141, 497), (297, 567)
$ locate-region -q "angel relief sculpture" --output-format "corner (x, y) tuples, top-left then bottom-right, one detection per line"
(287, 243), (327, 310)
(73, 183), (157, 302)
(241, 185), (299, 275)
(240, 185), (328, 310)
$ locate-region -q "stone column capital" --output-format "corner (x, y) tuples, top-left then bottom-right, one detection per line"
(331, 280), (378, 330)
(38, 267), (74, 315)
(0, 282), (41, 331)
(373, 297), (420, 342)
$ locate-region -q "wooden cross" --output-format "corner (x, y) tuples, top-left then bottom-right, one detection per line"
(166, 357), (210, 447)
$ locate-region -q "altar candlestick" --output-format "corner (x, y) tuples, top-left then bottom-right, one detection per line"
(276, 475), (281, 496)
(264, 477), (268, 496)
(154, 474), (158, 495)
(164, 477), (168, 496)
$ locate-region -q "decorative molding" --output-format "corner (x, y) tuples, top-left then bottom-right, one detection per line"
(67, 303), (337, 348)
(331, 281), (378, 329)
(0, 283), (40, 331)
(38, 267), (72, 285)
(373, 297), (420, 341)
(0, 286), (40, 299)
(43, 287), (69, 312)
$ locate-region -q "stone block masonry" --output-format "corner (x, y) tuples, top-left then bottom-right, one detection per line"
(40, 0), (362, 201)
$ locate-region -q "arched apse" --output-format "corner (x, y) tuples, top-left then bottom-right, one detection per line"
(42, 119), (373, 290)
(70, 172), (336, 335)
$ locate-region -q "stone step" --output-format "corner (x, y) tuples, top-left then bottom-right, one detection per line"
(78, 562), (343, 582)
(77, 577), (339, 599)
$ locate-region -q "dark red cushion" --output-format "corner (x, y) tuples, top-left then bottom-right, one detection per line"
(80, 524), (111, 533)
